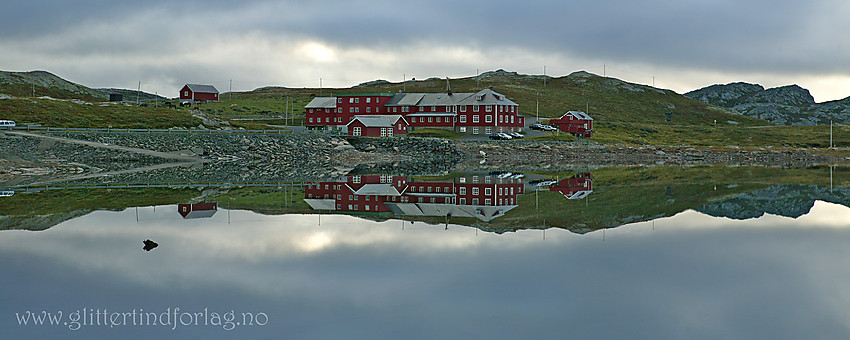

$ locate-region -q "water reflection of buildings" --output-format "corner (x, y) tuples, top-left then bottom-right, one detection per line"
(177, 202), (218, 219)
(304, 175), (524, 222)
(548, 173), (593, 200)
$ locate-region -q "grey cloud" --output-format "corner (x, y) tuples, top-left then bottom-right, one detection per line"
(3, 0), (850, 94)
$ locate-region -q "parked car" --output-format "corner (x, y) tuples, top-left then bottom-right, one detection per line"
(497, 133), (514, 140)
(489, 133), (510, 140)
(508, 132), (524, 139)
(529, 179), (558, 187)
(529, 124), (545, 130)
(0, 120), (16, 129)
(542, 125), (558, 131)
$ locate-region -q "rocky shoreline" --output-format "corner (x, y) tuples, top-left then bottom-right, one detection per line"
(0, 131), (842, 187)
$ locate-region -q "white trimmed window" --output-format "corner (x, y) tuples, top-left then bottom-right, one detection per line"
(473, 115), (479, 123)
(485, 115), (492, 123)
(366, 98), (371, 103)
(486, 105), (493, 112)
(473, 105), (479, 112)
(460, 115), (467, 123)
(460, 105), (467, 112)
(352, 127), (361, 136)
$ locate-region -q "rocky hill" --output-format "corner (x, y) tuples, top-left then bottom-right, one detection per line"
(0, 70), (108, 101)
(695, 184), (850, 219)
(685, 82), (850, 125)
(98, 88), (169, 102)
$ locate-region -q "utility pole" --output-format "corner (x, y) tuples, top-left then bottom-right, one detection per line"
(229, 79), (233, 101)
(31, 72), (35, 97)
(403, 74), (406, 92)
(536, 92), (539, 122)
(155, 92), (158, 108)
(603, 65), (606, 77)
(319, 77), (322, 96)
(136, 81), (141, 106)
(830, 120), (833, 148)
(652, 76), (655, 87)
(543, 65), (546, 86)
(476, 69), (480, 89)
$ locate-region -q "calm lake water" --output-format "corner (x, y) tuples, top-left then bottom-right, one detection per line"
(3, 166), (850, 339)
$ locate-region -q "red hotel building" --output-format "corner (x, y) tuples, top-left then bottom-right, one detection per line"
(304, 174), (525, 222)
(305, 89), (524, 135)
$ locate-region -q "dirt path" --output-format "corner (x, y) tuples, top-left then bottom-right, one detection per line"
(3, 131), (209, 186)
(5, 131), (206, 162)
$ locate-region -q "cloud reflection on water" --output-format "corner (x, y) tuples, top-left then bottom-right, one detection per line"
(2, 202), (850, 339)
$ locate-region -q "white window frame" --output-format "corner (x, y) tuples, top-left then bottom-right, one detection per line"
(352, 127), (361, 136)
(460, 115), (467, 123)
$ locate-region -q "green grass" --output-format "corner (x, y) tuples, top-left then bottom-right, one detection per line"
(408, 128), (465, 139)
(0, 98), (201, 129)
(487, 165), (850, 233)
(0, 188), (197, 217)
(211, 186), (313, 214)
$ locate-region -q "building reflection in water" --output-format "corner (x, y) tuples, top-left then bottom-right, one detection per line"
(177, 202), (218, 219)
(304, 174), (524, 222)
(549, 173), (593, 200)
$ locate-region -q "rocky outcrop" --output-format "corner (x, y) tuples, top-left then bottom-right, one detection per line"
(455, 141), (835, 171)
(686, 82), (850, 125)
(0, 70), (108, 101)
(695, 184), (850, 219)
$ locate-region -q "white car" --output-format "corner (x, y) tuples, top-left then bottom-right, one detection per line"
(0, 120), (16, 129)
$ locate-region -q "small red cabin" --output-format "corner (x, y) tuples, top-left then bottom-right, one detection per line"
(550, 111), (593, 137)
(179, 84), (219, 104)
(178, 202), (218, 219)
(346, 115), (408, 137)
(549, 173), (593, 199)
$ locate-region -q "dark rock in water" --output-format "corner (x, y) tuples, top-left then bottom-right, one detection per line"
(143, 239), (158, 251)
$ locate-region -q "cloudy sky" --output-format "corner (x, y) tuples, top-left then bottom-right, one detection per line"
(2, 0), (850, 102)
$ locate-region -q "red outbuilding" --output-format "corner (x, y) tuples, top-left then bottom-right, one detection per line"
(177, 202), (218, 219)
(346, 115), (408, 137)
(179, 84), (219, 104)
(550, 111), (593, 137)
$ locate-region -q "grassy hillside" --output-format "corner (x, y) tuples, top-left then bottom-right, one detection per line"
(209, 70), (849, 147)
(1, 97), (201, 129)
(489, 165), (850, 233)
(2, 69), (846, 147)
(0, 71), (107, 101)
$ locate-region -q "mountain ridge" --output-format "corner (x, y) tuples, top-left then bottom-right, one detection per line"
(685, 82), (850, 125)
